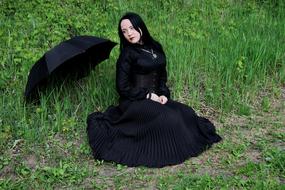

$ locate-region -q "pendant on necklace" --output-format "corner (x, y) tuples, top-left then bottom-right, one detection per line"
(141, 48), (158, 59)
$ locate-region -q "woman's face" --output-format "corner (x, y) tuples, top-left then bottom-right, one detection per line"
(120, 19), (142, 44)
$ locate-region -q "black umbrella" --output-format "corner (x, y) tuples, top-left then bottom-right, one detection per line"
(24, 35), (117, 100)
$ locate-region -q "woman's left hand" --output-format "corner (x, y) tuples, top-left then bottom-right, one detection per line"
(159, 95), (168, 104)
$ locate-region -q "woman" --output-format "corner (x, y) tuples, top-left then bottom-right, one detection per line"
(87, 12), (222, 168)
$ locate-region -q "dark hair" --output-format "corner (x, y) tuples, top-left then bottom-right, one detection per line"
(118, 12), (163, 53)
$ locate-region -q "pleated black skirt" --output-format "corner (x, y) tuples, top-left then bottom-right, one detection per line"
(87, 99), (222, 168)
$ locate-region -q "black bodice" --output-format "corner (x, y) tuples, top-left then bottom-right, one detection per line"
(132, 71), (159, 93)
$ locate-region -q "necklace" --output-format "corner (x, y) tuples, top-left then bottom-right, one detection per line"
(141, 48), (157, 59)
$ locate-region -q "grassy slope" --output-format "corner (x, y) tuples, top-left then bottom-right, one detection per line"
(0, 0), (284, 189)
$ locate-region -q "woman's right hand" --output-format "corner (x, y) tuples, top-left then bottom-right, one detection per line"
(146, 93), (160, 103)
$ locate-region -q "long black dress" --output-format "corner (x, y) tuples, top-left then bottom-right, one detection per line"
(87, 43), (222, 168)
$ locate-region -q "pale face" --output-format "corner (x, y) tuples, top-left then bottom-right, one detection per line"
(120, 19), (142, 44)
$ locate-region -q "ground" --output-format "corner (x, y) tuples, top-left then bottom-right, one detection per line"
(0, 88), (284, 189)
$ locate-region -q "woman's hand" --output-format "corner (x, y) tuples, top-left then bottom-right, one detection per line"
(146, 93), (160, 103)
(146, 93), (168, 104)
(159, 95), (168, 104)
(150, 93), (160, 103)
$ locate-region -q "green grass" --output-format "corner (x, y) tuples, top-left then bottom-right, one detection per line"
(1, 0), (285, 189)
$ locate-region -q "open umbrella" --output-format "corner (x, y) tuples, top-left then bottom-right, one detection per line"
(24, 35), (117, 100)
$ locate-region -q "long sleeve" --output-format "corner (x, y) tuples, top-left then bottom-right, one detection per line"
(116, 49), (149, 101)
(157, 66), (170, 99)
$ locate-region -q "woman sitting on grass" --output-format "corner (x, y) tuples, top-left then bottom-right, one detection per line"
(87, 12), (222, 168)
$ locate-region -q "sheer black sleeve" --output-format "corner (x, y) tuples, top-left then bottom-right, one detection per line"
(116, 49), (149, 101)
(157, 65), (170, 99)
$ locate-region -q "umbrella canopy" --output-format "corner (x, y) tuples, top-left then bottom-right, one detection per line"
(24, 35), (117, 100)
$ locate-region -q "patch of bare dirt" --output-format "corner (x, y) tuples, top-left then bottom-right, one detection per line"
(24, 154), (37, 170)
(243, 148), (262, 163)
(97, 164), (119, 177)
(0, 164), (16, 180)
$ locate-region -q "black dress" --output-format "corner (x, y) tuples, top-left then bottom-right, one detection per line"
(87, 43), (222, 168)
